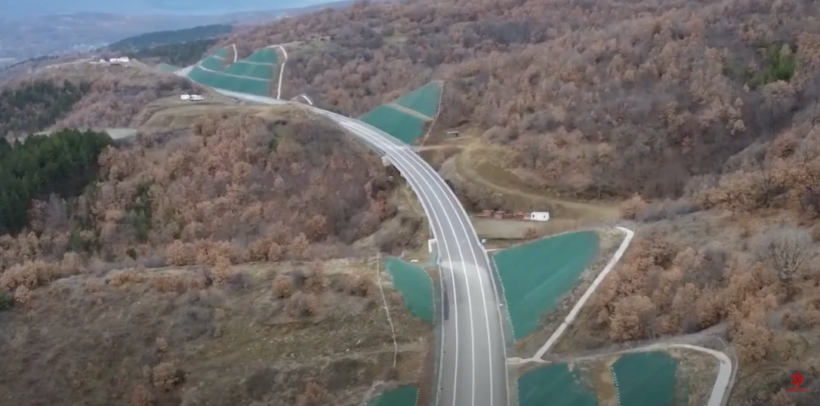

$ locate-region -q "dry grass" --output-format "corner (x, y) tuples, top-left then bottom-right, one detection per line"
(0, 259), (432, 406)
(446, 136), (621, 221)
(471, 217), (589, 240)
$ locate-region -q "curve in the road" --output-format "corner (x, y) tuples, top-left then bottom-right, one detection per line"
(182, 57), (512, 406)
(335, 115), (510, 406)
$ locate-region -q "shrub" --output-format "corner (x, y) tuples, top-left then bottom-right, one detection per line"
(167, 240), (197, 266)
(14, 285), (32, 305)
(781, 311), (802, 331)
(305, 261), (327, 293)
(286, 293), (309, 318)
(523, 227), (539, 241)
(110, 270), (146, 287)
(345, 273), (375, 297)
(286, 292), (320, 318)
(273, 274), (293, 299)
(152, 362), (181, 390)
(211, 257), (235, 287)
(155, 337), (169, 353)
(297, 380), (329, 406)
(731, 319), (772, 365)
(131, 384), (155, 406)
(621, 194), (647, 220)
(608, 295), (657, 341)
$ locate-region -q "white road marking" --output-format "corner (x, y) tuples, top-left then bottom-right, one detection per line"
(340, 119), (465, 406)
(377, 126), (497, 406)
(343, 119), (483, 406)
(181, 80), (508, 405)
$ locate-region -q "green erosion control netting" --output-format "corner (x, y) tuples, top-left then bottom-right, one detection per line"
(200, 55), (227, 71)
(225, 61), (274, 80)
(368, 386), (419, 406)
(361, 105), (427, 145)
(244, 48), (279, 64)
(492, 231), (599, 340)
(612, 352), (679, 406)
(157, 63), (181, 73)
(394, 81), (442, 118)
(384, 258), (434, 322)
(188, 67), (271, 96)
(187, 47), (277, 97)
(359, 81), (441, 145)
(518, 363), (598, 406)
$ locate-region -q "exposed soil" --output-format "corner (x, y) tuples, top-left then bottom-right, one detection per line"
(437, 136), (621, 222)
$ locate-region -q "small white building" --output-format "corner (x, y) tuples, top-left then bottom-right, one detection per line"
(528, 211), (550, 222)
(180, 94), (204, 101)
(109, 57), (130, 65)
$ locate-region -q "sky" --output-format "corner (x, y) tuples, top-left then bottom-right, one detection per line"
(0, 0), (337, 17)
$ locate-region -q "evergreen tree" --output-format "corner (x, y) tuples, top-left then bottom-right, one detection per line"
(0, 129), (111, 235)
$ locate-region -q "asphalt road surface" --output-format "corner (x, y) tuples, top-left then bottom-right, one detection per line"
(328, 115), (510, 406)
(186, 82), (512, 406)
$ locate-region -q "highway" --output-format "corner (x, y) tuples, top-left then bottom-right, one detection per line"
(330, 115), (510, 406)
(180, 46), (737, 406)
(183, 72), (513, 406)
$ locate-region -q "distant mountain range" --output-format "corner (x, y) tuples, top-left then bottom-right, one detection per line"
(0, 1), (358, 60)
(1, 0), (336, 17)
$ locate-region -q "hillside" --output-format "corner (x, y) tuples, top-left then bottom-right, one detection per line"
(206, 1), (820, 404)
(219, 0), (820, 201)
(5, 0), (820, 404)
(1, 62), (199, 136)
(107, 24), (234, 51)
(0, 80), (91, 137)
(0, 102), (430, 405)
(103, 25), (235, 68)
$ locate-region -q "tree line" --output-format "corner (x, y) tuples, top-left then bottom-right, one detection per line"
(125, 38), (220, 67)
(0, 129), (112, 235)
(107, 24), (233, 51)
(0, 80), (90, 138)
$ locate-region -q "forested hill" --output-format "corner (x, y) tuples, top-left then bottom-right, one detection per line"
(106, 24), (233, 51)
(220, 0), (820, 202)
(0, 80), (90, 138)
(0, 129), (112, 235)
(125, 38), (220, 67)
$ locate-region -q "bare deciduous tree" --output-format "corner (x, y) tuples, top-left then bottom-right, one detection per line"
(754, 227), (812, 284)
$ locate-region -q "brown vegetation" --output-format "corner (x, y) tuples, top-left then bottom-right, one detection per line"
(297, 380), (331, 406)
(218, 0), (820, 204)
(0, 108), (400, 299)
(0, 259), (431, 405)
(152, 361), (182, 390)
(131, 384), (155, 406)
(588, 230), (789, 359)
